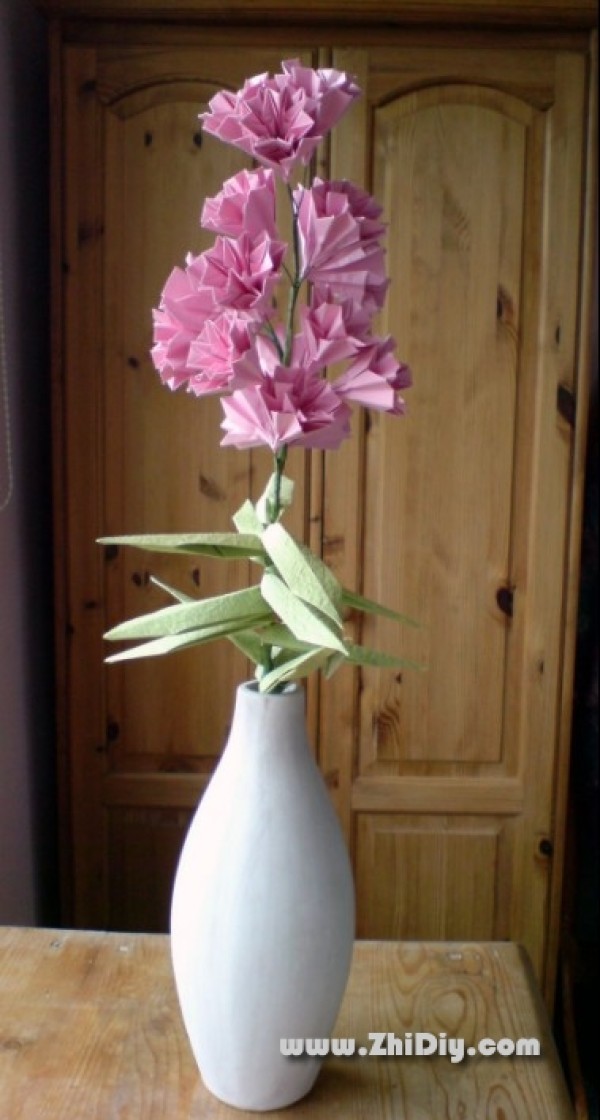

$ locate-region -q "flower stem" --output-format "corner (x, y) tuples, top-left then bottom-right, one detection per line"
(271, 446), (288, 523)
(263, 446), (288, 683)
(283, 184), (303, 366)
(262, 189), (295, 682)
(262, 318), (284, 360)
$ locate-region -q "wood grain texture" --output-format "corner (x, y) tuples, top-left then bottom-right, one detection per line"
(0, 929), (573, 1119)
(35, 0), (598, 32)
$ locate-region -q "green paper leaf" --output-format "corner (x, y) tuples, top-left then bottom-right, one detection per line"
(298, 542), (343, 609)
(104, 585), (269, 641)
(260, 571), (347, 654)
(259, 648), (329, 693)
(105, 615), (269, 663)
(227, 628), (271, 667)
(232, 500), (263, 536)
(254, 624), (313, 653)
(97, 532), (266, 560)
(262, 523), (343, 627)
(149, 575), (194, 604)
(324, 652), (347, 680)
(341, 587), (419, 627)
(345, 643), (423, 671)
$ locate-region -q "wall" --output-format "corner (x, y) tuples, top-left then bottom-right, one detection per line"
(0, 0), (58, 924)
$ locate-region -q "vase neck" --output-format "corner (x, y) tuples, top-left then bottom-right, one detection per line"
(227, 682), (308, 761)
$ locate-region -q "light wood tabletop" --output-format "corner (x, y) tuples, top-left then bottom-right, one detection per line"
(0, 927), (572, 1119)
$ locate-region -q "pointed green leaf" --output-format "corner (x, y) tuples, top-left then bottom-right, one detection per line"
(97, 532), (266, 560)
(149, 575), (194, 604)
(227, 629), (270, 667)
(106, 632), (205, 663)
(345, 643), (423, 671)
(298, 542), (343, 609)
(324, 652), (347, 680)
(232, 500), (263, 536)
(262, 523), (343, 627)
(104, 585), (268, 641)
(254, 624), (313, 653)
(259, 648), (329, 693)
(341, 587), (419, 627)
(260, 572), (347, 654)
(105, 615), (269, 663)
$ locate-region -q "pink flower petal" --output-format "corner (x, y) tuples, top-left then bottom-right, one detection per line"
(293, 298), (368, 368)
(201, 168), (278, 239)
(188, 232), (286, 314)
(220, 365), (351, 452)
(200, 61), (360, 181)
(185, 311), (262, 396)
(294, 181), (389, 310)
(334, 337), (412, 414)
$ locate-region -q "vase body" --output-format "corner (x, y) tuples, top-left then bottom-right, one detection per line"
(170, 681), (355, 1111)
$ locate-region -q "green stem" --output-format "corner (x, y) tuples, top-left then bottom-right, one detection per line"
(264, 645), (275, 676)
(263, 446), (288, 680)
(262, 187), (299, 685)
(271, 446), (288, 523)
(283, 184), (303, 366)
(261, 318), (284, 360)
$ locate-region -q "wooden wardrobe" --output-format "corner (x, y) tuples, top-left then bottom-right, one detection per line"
(41, 0), (597, 1005)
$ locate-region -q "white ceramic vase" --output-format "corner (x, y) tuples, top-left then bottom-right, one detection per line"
(170, 680), (355, 1111)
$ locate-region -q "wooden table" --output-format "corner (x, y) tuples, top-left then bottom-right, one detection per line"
(0, 928), (573, 1119)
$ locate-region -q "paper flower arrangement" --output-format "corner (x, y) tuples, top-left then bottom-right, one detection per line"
(101, 60), (415, 691)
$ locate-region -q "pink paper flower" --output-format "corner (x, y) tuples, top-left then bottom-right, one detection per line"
(294, 179), (389, 310)
(334, 337), (412, 414)
(200, 60), (360, 181)
(187, 231), (286, 314)
(232, 332), (286, 381)
(324, 179), (386, 241)
(151, 305), (198, 390)
(185, 312), (262, 396)
(201, 168), (278, 239)
(221, 365), (351, 452)
(151, 229), (285, 390)
(117, 65), (414, 689)
(280, 60), (360, 138)
(151, 265), (217, 388)
(152, 68), (410, 444)
(293, 298), (371, 369)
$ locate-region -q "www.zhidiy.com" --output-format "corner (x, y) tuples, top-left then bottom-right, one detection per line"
(280, 1033), (541, 1063)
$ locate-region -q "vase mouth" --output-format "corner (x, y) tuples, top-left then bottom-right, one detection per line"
(240, 680), (301, 697)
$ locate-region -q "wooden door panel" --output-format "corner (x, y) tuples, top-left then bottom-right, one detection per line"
(108, 806), (193, 932)
(356, 813), (513, 941)
(324, 47), (587, 988)
(364, 89), (526, 770)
